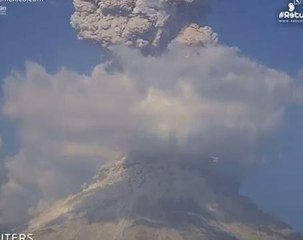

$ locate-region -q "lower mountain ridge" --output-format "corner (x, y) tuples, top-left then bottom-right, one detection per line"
(25, 155), (303, 240)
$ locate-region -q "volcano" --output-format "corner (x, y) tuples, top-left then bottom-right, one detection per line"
(24, 155), (302, 240)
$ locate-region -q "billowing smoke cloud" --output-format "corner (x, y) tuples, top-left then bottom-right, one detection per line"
(71, 0), (216, 53)
(0, 42), (300, 226)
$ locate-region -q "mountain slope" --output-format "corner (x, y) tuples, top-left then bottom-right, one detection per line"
(26, 156), (303, 240)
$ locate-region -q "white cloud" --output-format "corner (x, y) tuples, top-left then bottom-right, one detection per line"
(0, 43), (299, 226)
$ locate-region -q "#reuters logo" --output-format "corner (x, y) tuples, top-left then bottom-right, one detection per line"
(279, 0), (303, 23)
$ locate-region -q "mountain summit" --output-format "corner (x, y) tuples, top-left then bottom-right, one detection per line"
(25, 155), (302, 240)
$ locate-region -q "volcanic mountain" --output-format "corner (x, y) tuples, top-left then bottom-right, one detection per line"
(25, 155), (302, 240)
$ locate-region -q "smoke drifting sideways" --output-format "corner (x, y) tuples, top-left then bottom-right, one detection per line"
(71, 0), (217, 54)
(1, 42), (301, 227)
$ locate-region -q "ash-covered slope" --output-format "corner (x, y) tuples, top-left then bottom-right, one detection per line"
(26, 156), (302, 240)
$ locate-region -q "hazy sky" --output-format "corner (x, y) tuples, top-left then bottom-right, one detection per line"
(0, 0), (302, 231)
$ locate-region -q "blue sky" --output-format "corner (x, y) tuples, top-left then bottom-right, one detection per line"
(0, 0), (303, 231)
(205, 0), (303, 231)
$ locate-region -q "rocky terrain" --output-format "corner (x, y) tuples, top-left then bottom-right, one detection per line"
(25, 156), (303, 240)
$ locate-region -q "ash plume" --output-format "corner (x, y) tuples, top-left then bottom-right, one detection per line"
(71, 0), (216, 53)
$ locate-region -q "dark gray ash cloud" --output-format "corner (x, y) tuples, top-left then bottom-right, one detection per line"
(71, 0), (216, 53)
